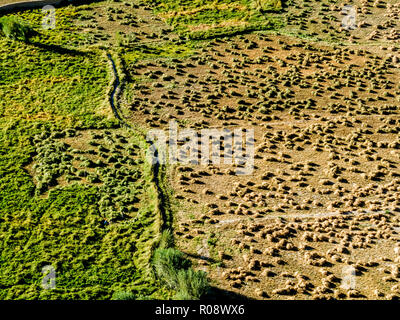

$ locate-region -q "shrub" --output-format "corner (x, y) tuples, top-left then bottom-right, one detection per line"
(174, 291), (193, 300)
(175, 269), (209, 300)
(159, 229), (174, 249)
(111, 291), (136, 300)
(0, 16), (36, 41)
(152, 246), (209, 299)
(152, 248), (191, 289)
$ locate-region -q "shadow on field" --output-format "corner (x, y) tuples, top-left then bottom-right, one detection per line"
(184, 252), (218, 264)
(30, 41), (86, 56)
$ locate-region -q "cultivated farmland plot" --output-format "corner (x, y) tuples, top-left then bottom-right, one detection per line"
(1, 0), (400, 300)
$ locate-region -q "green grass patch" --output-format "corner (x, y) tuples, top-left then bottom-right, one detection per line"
(3, 6), (85, 46)
(152, 248), (192, 289)
(151, 0), (281, 13)
(0, 15), (36, 41)
(166, 8), (248, 30)
(0, 38), (110, 124)
(0, 3), (172, 299)
(147, 0), (284, 39)
(188, 17), (284, 40)
(175, 269), (209, 300)
(152, 247), (209, 300)
(0, 115), (169, 299)
(122, 42), (193, 64)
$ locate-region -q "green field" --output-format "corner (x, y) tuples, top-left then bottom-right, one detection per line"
(0, 5), (171, 299)
(147, 0), (284, 39)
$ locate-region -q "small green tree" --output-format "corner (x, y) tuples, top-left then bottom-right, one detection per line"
(152, 248), (191, 288)
(0, 16), (36, 42)
(152, 247), (209, 300)
(159, 229), (174, 249)
(175, 269), (209, 300)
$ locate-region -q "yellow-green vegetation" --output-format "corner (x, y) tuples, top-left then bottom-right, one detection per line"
(0, 16), (36, 41)
(0, 41), (109, 125)
(152, 232), (209, 300)
(0, 119), (171, 299)
(147, 0), (284, 39)
(0, 5), (173, 300)
(122, 42), (193, 64)
(7, 6), (85, 46)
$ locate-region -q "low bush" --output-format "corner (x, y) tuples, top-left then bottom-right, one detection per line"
(111, 291), (137, 300)
(152, 247), (209, 300)
(159, 229), (174, 249)
(175, 269), (209, 300)
(0, 16), (36, 42)
(152, 248), (191, 288)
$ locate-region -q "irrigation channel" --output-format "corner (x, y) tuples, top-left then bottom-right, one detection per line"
(107, 53), (171, 231)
